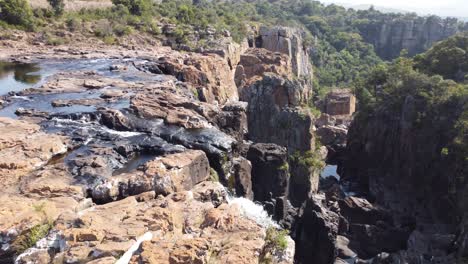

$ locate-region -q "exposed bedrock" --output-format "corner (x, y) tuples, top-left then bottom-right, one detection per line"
(342, 93), (468, 262)
(360, 16), (462, 59)
(253, 26), (313, 79)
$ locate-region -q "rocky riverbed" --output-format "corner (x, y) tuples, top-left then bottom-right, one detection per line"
(0, 24), (437, 264)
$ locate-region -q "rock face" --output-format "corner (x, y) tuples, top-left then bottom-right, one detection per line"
(342, 93), (468, 261)
(247, 143), (289, 217)
(360, 16), (462, 59)
(242, 74), (314, 152)
(254, 26), (313, 79)
(295, 194), (340, 264)
(0, 32), (302, 264)
(323, 89), (356, 117)
(137, 52), (239, 104)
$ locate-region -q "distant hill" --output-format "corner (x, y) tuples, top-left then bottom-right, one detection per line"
(336, 3), (411, 14)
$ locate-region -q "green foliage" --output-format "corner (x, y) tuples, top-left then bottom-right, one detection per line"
(12, 223), (52, 254)
(47, 0), (65, 16)
(260, 227), (289, 263)
(111, 0), (152, 16)
(209, 168), (219, 182)
(0, 0), (35, 30)
(414, 33), (468, 82)
(278, 162), (289, 172)
(290, 150), (325, 170)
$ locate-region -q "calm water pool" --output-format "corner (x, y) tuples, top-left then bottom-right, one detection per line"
(0, 62), (42, 95)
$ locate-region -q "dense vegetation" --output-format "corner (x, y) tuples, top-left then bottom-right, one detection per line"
(414, 33), (468, 83)
(0, 0), (466, 90)
(353, 34), (468, 180)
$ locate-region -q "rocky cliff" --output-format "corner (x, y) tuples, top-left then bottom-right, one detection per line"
(341, 87), (468, 262)
(360, 16), (463, 59)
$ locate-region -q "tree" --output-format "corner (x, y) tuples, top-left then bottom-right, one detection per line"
(47, 0), (65, 16)
(0, 0), (34, 29)
(111, 0), (152, 16)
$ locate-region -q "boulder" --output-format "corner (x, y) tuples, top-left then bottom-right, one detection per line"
(90, 150), (211, 203)
(295, 194), (340, 264)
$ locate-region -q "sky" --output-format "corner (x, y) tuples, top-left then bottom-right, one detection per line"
(319, 0), (468, 18)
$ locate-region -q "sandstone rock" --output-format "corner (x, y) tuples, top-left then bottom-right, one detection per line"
(90, 150), (210, 202)
(256, 26), (312, 79)
(98, 108), (132, 131)
(364, 16), (461, 59)
(235, 48), (292, 90)
(0, 118), (69, 192)
(139, 52), (238, 104)
(130, 89), (217, 129)
(324, 89), (356, 116)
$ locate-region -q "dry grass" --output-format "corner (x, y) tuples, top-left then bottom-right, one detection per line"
(30, 0), (112, 11)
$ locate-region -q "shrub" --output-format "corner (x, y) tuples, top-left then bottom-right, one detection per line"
(0, 0), (35, 29)
(111, 0), (152, 16)
(47, 0), (65, 16)
(260, 227), (289, 263)
(11, 223), (52, 254)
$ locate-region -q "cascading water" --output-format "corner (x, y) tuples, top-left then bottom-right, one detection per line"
(225, 188), (279, 228)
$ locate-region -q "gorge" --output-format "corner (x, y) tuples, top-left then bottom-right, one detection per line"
(0, 1), (467, 264)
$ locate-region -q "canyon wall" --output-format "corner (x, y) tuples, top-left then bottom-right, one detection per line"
(360, 16), (463, 59)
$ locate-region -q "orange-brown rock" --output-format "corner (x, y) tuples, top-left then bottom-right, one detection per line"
(90, 150), (211, 202)
(0, 118), (69, 193)
(130, 89), (218, 129)
(235, 48), (292, 91)
(146, 52), (239, 104)
(324, 89), (356, 116)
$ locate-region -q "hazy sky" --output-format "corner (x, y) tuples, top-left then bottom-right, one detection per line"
(320, 0), (468, 17)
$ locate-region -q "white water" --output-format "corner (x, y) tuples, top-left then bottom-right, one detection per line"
(226, 195), (279, 228)
(116, 232), (153, 264)
(52, 118), (143, 138)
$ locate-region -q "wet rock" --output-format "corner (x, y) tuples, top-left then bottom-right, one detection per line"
(247, 143), (289, 211)
(231, 157), (253, 200)
(14, 107), (49, 118)
(98, 108), (132, 131)
(109, 64), (127, 71)
(51, 98), (103, 107)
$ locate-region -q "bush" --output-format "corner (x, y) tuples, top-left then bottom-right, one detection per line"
(0, 0), (35, 29)
(111, 0), (152, 16)
(47, 0), (65, 16)
(11, 223), (52, 254)
(260, 227), (289, 263)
